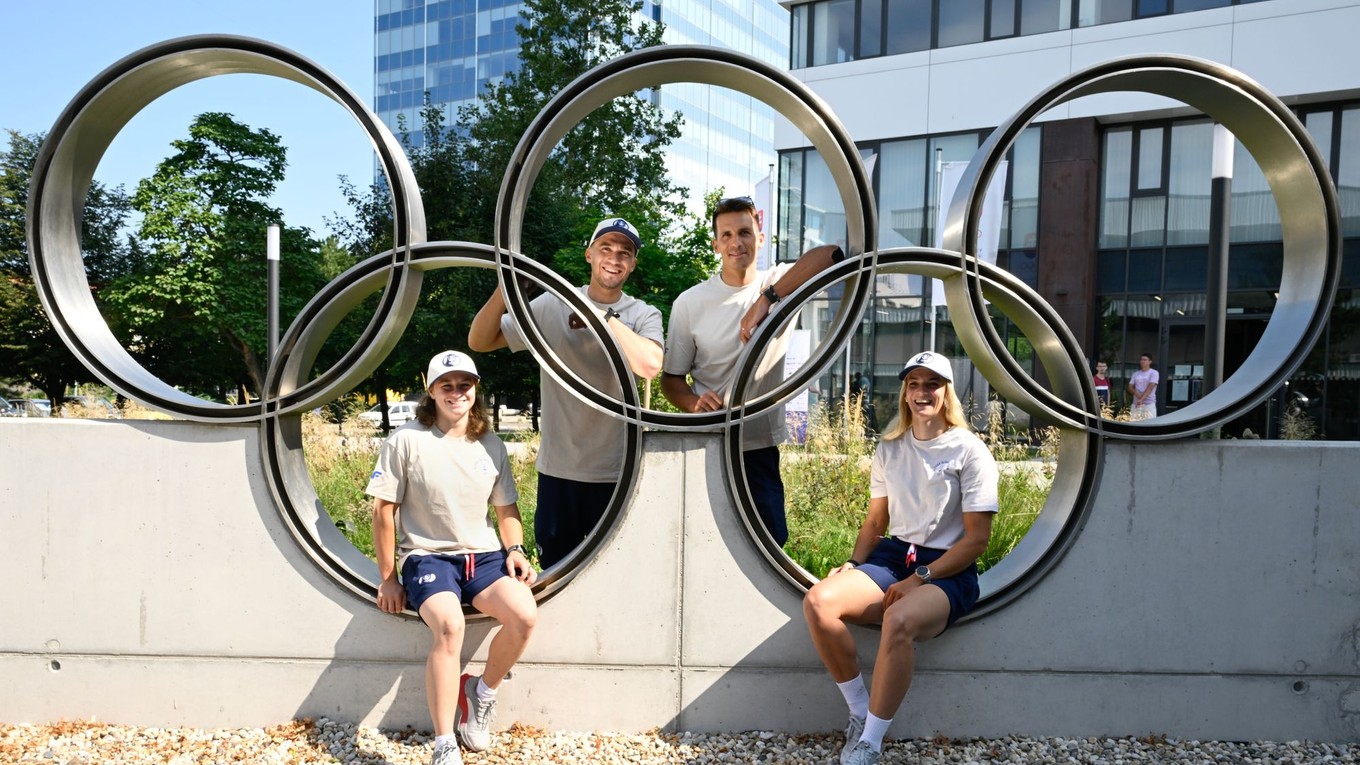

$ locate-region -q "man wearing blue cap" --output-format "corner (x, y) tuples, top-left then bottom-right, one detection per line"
(470, 216), (663, 568)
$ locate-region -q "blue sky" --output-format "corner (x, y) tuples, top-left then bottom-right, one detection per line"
(2, 1), (380, 237)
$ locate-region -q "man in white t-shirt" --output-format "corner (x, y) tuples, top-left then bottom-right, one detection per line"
(661, 195), (844, 546)
(470, 217), (663, 568)
(1128, 353), (1159, 420)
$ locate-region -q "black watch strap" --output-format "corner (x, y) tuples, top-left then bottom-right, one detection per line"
(762, 285), (781, 304)
(846, 559), (863, 568)
(506, 544), (527, 556)
(603, 306), (621, 322)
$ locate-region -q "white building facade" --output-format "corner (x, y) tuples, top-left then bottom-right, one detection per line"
(776, 0), (1360, 439)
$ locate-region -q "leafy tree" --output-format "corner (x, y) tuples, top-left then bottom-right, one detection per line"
(0, 129), (135, 406)
(104, 112), (326, 401)
(335, 0), (688, 417)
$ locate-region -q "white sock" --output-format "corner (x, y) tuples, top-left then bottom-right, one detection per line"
(435, 733), (456, 751)
(477, 677), (498, 700)
(836, 674), (869, 719)
(860, 713), (891, 751)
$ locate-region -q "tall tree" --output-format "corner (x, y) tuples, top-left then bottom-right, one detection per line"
(336, 0), (687, 411)
(0, 129), (135, 406)
(105, 112), (326, 401)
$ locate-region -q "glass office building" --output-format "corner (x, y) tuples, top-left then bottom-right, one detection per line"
(373, 0), (789, 207)
(776, 0), (1360, 439)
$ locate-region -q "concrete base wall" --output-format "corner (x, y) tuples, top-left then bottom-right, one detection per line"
(2, 419), (1358, 742)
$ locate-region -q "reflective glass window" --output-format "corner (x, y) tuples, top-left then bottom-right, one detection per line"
(1163, 246), (1207, 291)
(804, 149), (848, 249)
(1100, 128), (1133, 248)
(938, 0), (986, 48)
(990, 0), (1018, 38)
(1136, 0), (1169, 16)
(792, 4), (809, 68)
(1078, 0), (1132, 25)
(1136, 127), (1164, 191)
(1166, 121), (1212, 245)
(1098, 250), (1127, 293)
(885, 0), (932, 54)
(1128, 248), (1163, 293)
(929, 133), (984, 246)
(779, 151), (805, 262)
(1130, 196), (1166, 247)
(1005, 248), (1039, 288)
(1339, 107), (1360, 237)
(878, 139), (929, 247)
(1021, 0), (1072, 34)
(1007, 127), (1042, 249)
(1305, 110), (1334, 172)
(861, 0), (884, 57)
(1175, 0), (1231, 10)
(812, 0), (856, 65)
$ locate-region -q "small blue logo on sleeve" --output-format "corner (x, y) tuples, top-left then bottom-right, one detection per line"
(371, 470), (382, 480)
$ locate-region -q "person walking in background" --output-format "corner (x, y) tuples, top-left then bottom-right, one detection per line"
(802, 351), (999, 765)
(1128, 353), (1159, 420)
(469, 217), (663, 568)
(367, 351), (537, 765)
(1093, 360), (1111, 409)
(661, 194), (844, 546)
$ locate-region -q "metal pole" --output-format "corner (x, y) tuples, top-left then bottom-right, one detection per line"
(267, 223), (280, 365)
(1204, 125), (1233, 398)
(930, 147), (943, 352)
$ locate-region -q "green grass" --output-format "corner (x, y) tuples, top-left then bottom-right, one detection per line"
(303, 398), (1054, 578)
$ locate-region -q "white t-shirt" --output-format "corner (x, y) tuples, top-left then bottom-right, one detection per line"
(501, 286), (663, 482)
(1130, 367), (1159, 398)
(365, 422), (518, 567)
(664, 264), (794, 451)
(870, 427), (999, 549)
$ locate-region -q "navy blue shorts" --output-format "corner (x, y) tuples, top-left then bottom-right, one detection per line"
(400, 550), (509, 613)
(535, 473), (615, 569)
(858, 536), (980, 630)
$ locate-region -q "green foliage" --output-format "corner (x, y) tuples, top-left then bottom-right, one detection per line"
(333, 0), (687, 410)
(0, 129), (135, 405)
(783, 395), (876, 578)
(102, 113), (327, 401)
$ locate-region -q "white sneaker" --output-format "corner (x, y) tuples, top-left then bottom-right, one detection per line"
(454, 673), (497, 752)
(431, 742), (464, 765)
(839, 715), (866, 765)
(842, 740), (882, 765)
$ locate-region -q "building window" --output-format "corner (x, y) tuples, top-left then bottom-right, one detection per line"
(793, 0), (1260, 69)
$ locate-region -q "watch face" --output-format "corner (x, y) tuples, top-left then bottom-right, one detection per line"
(916, 566), (931, 581)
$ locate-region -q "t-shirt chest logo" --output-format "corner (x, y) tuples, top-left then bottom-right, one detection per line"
(475, 457), (497, 475)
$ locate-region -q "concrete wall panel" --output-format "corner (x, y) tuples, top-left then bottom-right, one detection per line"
(2, 420), (1358, 742)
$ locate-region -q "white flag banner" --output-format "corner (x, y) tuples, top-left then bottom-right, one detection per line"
(784, 329), (811, 444)
(755, 171), (774, 271)
(932, 160), (1007, 307)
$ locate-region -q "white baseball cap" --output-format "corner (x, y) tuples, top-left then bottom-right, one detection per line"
(590, 217), (642, 250)
(898, 351), (953, 382)
(426, 350), (480, 390)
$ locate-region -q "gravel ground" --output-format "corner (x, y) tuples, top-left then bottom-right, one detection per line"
(2, 719), (1357, 764)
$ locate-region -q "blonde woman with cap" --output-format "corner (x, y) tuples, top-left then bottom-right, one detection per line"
(803, 351), (999, 765)
(366, 350), (537, 765)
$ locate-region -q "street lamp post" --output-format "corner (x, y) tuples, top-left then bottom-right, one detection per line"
(267, 223), (280, 366)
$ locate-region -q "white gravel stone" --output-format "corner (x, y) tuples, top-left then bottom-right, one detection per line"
(2, 720), (1359, 764)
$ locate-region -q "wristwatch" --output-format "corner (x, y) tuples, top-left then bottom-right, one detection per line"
(762, 285), (781, 304)
(845, 559), (862, 569)
(603, 306), (621, 322)
(506, 544), (527, 557)
(914, 565), (933, 583)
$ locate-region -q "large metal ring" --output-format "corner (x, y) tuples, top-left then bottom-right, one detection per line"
(942, 54), (1342, 440)
(27, 35), (427, 422)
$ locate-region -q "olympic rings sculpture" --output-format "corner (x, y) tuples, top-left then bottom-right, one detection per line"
(27, 36), (1341, 623)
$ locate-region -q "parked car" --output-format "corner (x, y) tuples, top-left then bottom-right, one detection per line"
(12, 399), (51, 417)
(357, 400), (418, 426)
(63, 395), (122, 418)
(0, 397), (15, 417)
